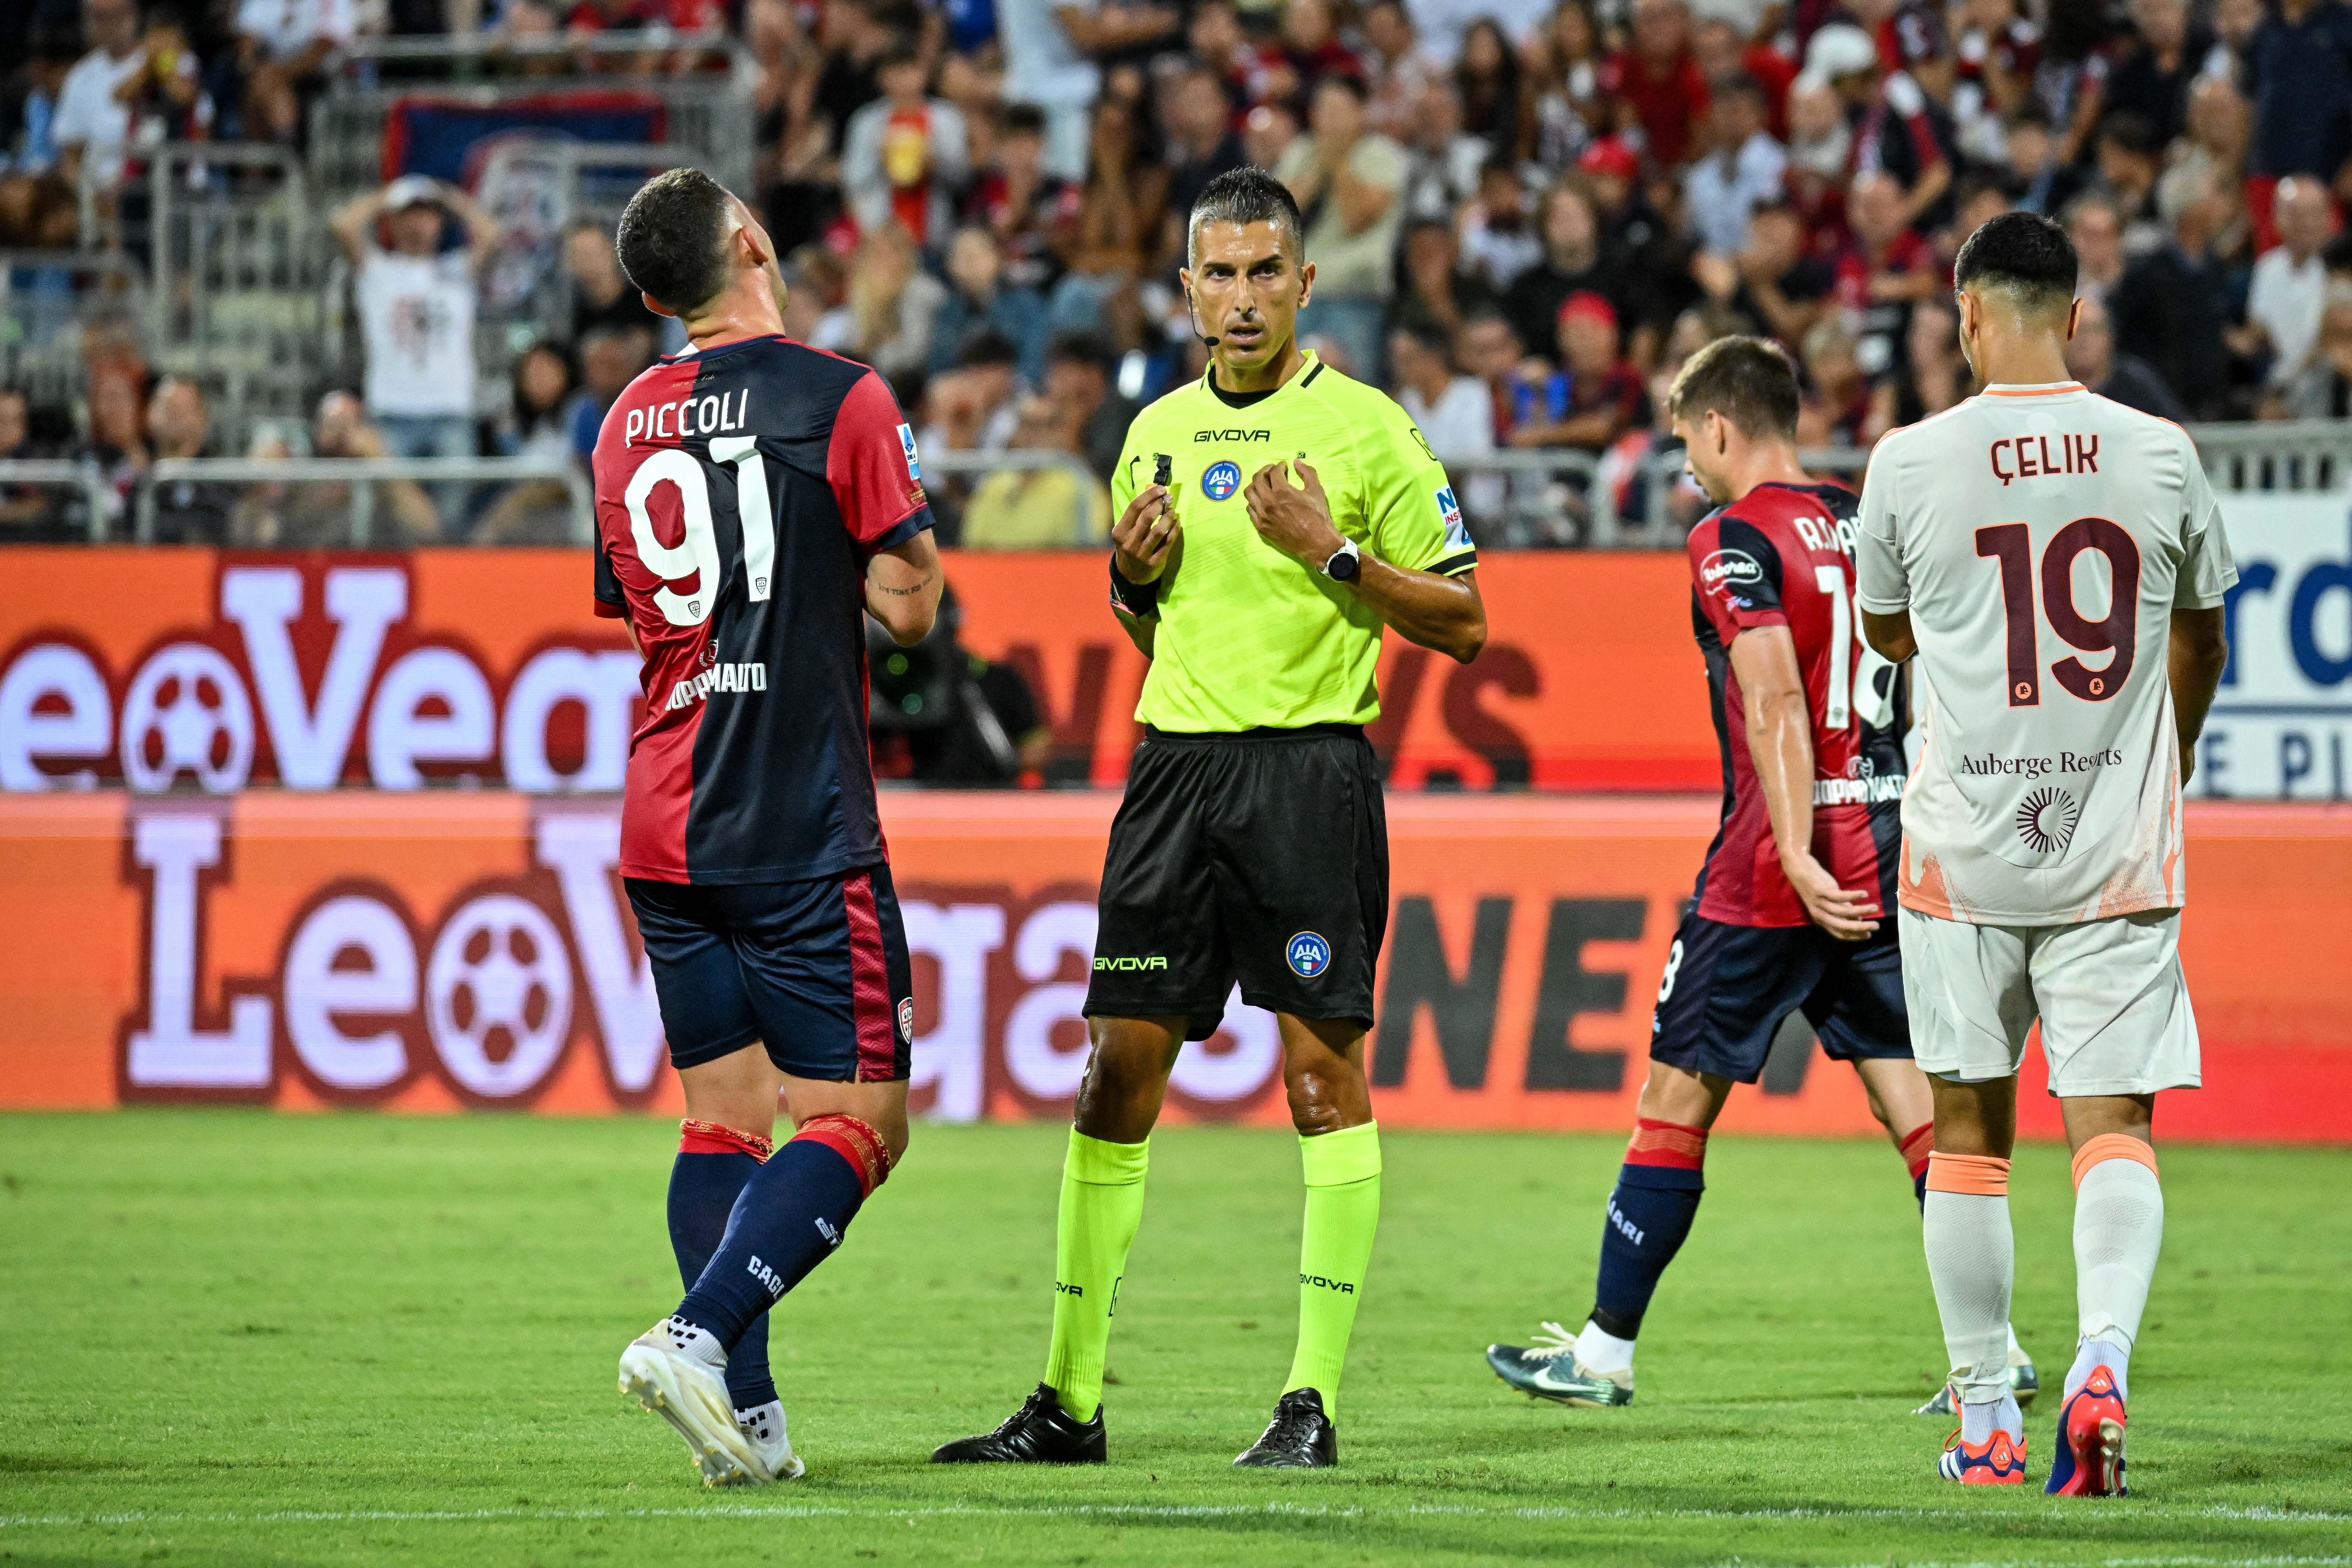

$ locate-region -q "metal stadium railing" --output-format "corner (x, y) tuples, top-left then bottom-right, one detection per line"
(1, 422), (2343, 549)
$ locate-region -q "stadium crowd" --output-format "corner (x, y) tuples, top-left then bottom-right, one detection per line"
(4, 0), (2352, 544)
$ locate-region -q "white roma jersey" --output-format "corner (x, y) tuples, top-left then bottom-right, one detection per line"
(1855, 381), (2238, 925)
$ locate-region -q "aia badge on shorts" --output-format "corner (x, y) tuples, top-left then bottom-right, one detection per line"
(897, 997), (915, 1043)
(1287, 931), (1332, 979)
(1203, 460), (1242, 501)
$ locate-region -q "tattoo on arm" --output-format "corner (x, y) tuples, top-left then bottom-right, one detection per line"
(873, 573), (936, 597)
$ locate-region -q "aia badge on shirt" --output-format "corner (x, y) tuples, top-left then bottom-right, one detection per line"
(1435, 484), (1471, 551)
(897, 423), (921, 482)
(1203, 460), (1243, 501)
(1699, 547), (1766, 610)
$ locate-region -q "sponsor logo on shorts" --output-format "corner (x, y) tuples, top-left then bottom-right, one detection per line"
(897, 422), (921, 482)
(1698, 548), (1764, 593)
(1286, 931), (1331, 979)
(2016, 787), (2081, 855)
(897, 996), (915, 1042)
(1202, 460), (1243, 501)
(1093, 954), (1169, 971)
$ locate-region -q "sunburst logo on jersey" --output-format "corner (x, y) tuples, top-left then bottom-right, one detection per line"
(2016, 787), (2081, 855)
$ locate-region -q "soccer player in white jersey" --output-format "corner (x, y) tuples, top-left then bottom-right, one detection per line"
(1855, 212), (2234, 1493)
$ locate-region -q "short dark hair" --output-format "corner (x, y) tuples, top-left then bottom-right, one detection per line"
(2095, 110), (2162, 161)
(1665, 334), (1800, 441)
(1188, 165), (1306, 264)
(999, 102), (1048, 138)
(953, 326), (1019, 370)
(1394, 318), (1453, 361)
(1047, 327), (1115, 375)
(614, 168), (735, 315)
(1953, 210), (2078, 314)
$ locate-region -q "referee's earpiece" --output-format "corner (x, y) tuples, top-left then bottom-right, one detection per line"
(1185, 285), (1220, 350)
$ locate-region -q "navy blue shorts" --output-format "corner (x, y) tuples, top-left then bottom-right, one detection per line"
(1648, 910), (1910, 1084)
(625, 865), (914, 1082)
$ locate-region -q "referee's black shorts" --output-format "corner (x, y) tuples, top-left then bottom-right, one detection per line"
(1084, 724), (1388, 1041)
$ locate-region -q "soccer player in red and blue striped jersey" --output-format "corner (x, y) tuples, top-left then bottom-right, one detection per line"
(593, 169), (942, 1486)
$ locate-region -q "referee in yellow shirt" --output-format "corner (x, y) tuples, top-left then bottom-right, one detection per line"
(935, 167), (1487, 1470)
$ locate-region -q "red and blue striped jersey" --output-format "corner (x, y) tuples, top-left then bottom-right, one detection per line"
(593, 334), (932, 884)
(1685, 480), (1907, 927)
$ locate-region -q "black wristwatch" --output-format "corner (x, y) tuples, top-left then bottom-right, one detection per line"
(1323, 539), (1362, 584)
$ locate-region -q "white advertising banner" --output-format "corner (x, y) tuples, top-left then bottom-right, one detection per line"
(2199, 495), (2352, 801)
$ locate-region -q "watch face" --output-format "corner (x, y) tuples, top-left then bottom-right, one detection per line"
(1330, 548), (1360, 582)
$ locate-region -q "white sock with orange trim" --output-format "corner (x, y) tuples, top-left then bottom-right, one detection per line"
(2068, 1133), (2165, 1402)
(1923, 1151), (2022, 1444)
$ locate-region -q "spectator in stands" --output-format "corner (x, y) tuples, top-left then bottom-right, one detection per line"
(960, 393), (1110, 546)
(2066, 191), (2127, 303)
(932, 225), (1048, 383)
(569, 323), (651, 462)
(1502, 180), (1621, 367)
(1508, 291), (1646, 450)
(2104, 0), (2211, 149)
(1156, 62), (1245, 275)
(1398, 80), (1488, 225)
(139, 376), (233, 544)
(1868, 4), (1961, 232)
(781, 241), (855, 350)
(1394, 216), (1498, 339)
(1796, 314), (1870, 448)
(564, 220), (663, 350)
(2273, 288), (2352, 419)
(2091, 112), (2168, 251)
(2109, 181), (2234, 417)
(331, 176), (502, 500)
(53, 0), (199, 200)
(2065, 288), (2189, 420)
(1868, 295), (1967, 441)
(2004, 103), (2081, 217)
(921, 324), (1022, 457)
(1826, 169), (1939, 379)
(1390, 317), (1494, 456)
(475, 343), (577, 543)
(1043, 327), (1135, 482)
(77, 361), (145, 532)
(848, 218), (948, 382)
(843, 46), (970, 250)
(810, 0), (893, 167)
(1453, 17), (1525, 151)
(0, 389), (69, 540)
(1361, 0), (1440, 142)
(230, 0), (353, 144)
(2159, 77), (2251, 239)
(998, 0), (1165, 180)
(1691, 197), (1831, 348)
(1528, 0), (1604, 173)
(967, 102), (1079, 297)
(1054, 93), (1165, 342)
(0, 33), (79, 249)
(1278, 0), (1367, 112)
(1691, 12), (1794, 139)
(2242, 0), (2352, 247)
(1278, 73), (1408, 377)
(280, 392), (441, 545)
(1456, 157), (1541, 291)
(1606, 0), (1707, 168)
(2246, 176), (2339, 388)
(1683, 75), (1785, 259)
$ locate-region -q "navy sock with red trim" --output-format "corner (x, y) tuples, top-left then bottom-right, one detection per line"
(1589, 1119), (1707, 1340)
(667, 1121), (779, 1410)
(1900, 1122), (1934, 1211)
(676, 1116), (891, 1349)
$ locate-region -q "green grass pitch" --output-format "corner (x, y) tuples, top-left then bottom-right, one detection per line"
(3, 1113), (2348, 1566)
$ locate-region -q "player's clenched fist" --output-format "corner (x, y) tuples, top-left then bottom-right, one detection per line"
(1113, 483), (1180, 584)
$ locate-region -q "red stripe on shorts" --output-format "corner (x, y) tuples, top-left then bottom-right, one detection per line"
(841, 870), (896, 1082)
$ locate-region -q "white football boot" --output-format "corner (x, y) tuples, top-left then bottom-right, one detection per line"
(734, 1399), (806, 1482)
(618, 1317), (774, 1485)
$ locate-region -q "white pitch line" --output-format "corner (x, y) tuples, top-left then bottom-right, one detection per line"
(1, 1501), (2345, 1531)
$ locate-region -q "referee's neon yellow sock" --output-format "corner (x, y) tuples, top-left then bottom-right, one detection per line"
(1284, 1120), (1382, 1419)
(1042, 1127), (1149, 1423)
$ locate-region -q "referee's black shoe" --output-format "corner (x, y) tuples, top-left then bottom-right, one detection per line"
(1233, 1388), (1337, 1469)
(931, 1384), (1106, 1464)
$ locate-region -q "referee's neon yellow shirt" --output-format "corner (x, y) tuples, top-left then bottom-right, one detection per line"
(1112, 352), (1480, 732)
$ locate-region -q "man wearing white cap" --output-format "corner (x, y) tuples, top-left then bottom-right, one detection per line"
(330, 173), (504, 528)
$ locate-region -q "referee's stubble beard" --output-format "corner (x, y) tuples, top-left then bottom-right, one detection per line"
(1184, 219), (1318, 395)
